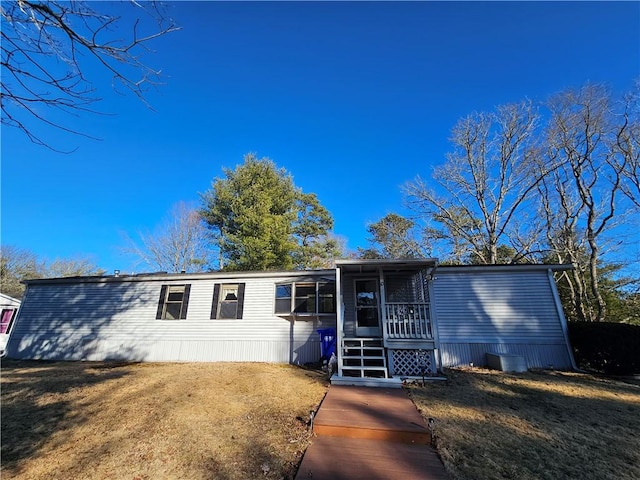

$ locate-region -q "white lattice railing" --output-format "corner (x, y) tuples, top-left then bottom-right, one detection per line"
(384, 303), (432, 339)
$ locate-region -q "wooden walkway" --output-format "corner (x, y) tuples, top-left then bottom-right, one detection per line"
(295, 386), (450, 480)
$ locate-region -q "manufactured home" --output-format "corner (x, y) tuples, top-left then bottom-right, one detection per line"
(6, 259), (576, 384)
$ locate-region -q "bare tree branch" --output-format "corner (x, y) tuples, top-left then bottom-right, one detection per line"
(1, 0), (180, 150)
(122, 202), (216, 273)
(405, 100), (546, 264)
(542, 83), (636, 321)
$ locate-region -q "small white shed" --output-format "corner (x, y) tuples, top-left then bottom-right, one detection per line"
(0, 293), (21, 353)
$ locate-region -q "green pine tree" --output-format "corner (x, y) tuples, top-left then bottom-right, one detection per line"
(200, 154), (340, 271)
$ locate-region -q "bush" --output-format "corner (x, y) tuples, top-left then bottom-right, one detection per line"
(568, 322), (640, 375)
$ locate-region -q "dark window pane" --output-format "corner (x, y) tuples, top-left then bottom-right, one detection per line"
(165, 303), (182, 320)
(319, 282), (335, 295)
(294, 296), (315, 313)
(318, 282), (335, 313)
(296, 285), (315, 297)
(167, 291), (184, 302)
(275, 298), (290, 314)
(219, 302), (238, 319)
(357, 308), (378, 327)
(318, 295), (336, 313)
(294, 284), (316, 313)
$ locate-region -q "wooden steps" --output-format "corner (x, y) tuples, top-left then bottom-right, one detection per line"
(295, 386), (449, 480)
(340, 338), (389, 378)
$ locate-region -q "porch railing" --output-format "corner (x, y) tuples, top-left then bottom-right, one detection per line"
(384, 302), (432, 340)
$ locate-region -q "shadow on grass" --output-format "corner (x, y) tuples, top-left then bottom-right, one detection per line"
(408, 369), (640, 480)
(1, 360), (328, 480)
(199, 440), (304, 480)
(0, 359), (134, 474)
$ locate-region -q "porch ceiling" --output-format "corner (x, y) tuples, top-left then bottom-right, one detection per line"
(335, 258), (438, 274)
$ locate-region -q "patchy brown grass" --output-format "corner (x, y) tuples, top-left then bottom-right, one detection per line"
(1, 360), (328, 480)
(409, 368), (640, 480)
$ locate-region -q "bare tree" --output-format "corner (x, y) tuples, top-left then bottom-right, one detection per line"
(1, 0), (179, 149)
(47, 256), (105, 278)
(537, 166), (591, 321)
(616, 85), (640, 208)
(0, 245), (44, 299)
(405, 100), (546, 264)
(123, 202), (215, 273)
(542, 83), (636, 322)
(1, 245), (102, 299)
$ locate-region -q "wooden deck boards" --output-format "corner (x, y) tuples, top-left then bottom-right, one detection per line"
(295, 436), (450, 480)
(313, 386), (431, 443)
(295, 385), (450, 479)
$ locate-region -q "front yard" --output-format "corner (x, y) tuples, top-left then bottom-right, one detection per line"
(409, 368), (640, 480)
(2, 361), (639, 480)
(1, 360), (328, 480)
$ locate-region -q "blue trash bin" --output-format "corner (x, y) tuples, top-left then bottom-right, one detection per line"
(317, 328), (336, 362)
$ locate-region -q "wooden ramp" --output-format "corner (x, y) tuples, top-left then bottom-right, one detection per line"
(313, 386), (432, 443)
(295, 386), (450, 480)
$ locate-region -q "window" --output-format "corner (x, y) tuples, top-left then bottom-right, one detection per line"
(275, 281), (336, 315)
(318, 282), (336, 313)
(0, 309), (16, 334)
(275, 284), (292, 314)
(211, 283), (245, 319)
(294, 283), (316, 313)
(156, 284), (191, 320)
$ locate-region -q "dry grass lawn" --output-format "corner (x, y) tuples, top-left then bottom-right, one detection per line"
(4, 361), (639, 480)
(409, 368), (640, 480)
(1, 360), (328, 480)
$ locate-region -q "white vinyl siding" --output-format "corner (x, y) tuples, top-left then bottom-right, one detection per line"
(7, 273), (336, 365)
(432, 269), (572, 369)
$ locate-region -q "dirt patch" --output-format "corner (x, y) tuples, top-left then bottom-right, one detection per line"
(409, 368), (640, 480)
(1, 360), (328, 480)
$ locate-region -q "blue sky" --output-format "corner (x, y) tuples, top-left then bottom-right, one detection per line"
(2, 1), (639, 273)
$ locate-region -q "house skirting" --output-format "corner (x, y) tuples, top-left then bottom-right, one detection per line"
(440, 342), (573, 370)
(388, 348), (438, 376)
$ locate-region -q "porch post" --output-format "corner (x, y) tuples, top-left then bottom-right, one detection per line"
(336, 265), (344, 377)
(378, 267), (387, 344)
(427, 267), (443, 373)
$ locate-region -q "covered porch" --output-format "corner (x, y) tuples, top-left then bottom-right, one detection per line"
(333, 259), (440, 386)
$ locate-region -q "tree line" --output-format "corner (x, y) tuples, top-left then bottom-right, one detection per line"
(3, 76), (638, 324)
(361, 83), (639, 324)
(0, 246), (104, 299)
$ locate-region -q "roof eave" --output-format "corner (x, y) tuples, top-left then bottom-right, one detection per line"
(436, 263), (574, 273)
(21, 268), (338, 286)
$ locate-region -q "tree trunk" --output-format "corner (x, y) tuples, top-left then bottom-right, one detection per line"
(587, 236), (606, 321)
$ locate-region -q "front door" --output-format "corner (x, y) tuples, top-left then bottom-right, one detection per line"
(355, 278), (381, 337)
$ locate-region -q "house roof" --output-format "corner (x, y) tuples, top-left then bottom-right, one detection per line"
(335, 258), (573, 275)
(21, 268), (337, 286)
(435, 263), (574, 273)
(20, 260), (574, 286)
(335, 258), (438, 274)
